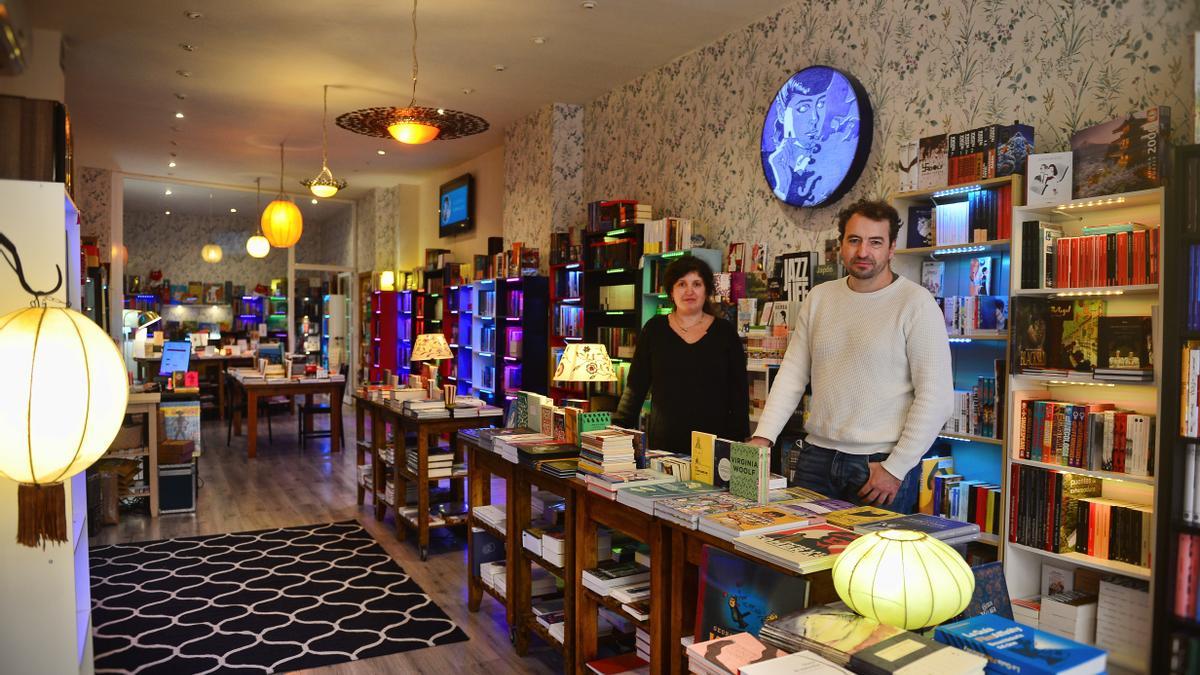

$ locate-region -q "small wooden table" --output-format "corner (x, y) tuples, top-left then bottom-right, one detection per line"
(228, 375), (346, 458)
(663, 522), (838, 674)
(136, 354), (254, 421)
(107, 392), (161, 517)
(575, 490), (668, 674)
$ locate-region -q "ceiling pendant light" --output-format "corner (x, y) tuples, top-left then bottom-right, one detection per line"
(336, 0), (488, 145)
(246, 177), (272, 258)
(261, 144), (303, 248)
(201, 193), (223, 263)
(301, 85), (348, 198)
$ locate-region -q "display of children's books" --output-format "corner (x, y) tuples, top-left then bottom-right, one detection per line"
(1071, 106), (1170, 199)
(920, 261), (944, 296)
(1027, 151), (1073, 206)
(693, 545), (810, 642)
(967, 256), (993, 296)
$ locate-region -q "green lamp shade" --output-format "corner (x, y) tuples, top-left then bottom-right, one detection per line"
(831, 529), (974, 630)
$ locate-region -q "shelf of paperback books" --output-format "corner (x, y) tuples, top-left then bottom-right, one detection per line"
(1010, 457), (1157, 487)
(1013, 283), (1159, 297)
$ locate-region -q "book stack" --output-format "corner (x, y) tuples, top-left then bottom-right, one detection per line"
(528, 565), (559, 597)
(615, 479), (724, 514)
(584, 653), (647, 675)
(936, 615), (1105, 675)
(634, 626), (650, 663)
(532, 597), (564, 629)
(1039, 590), (1098, 643)
(699, 504), (822, 540)
(686, 633), (786, 675)
(516, 441), (579, 471)
(1011, 596), (1041, 627)
(408, 449), (459, 479)
(646, 452), (691, 480)
(733, 523), (859, 573)
(541, 529), (566, 567)
(538, 458), (578, 479)
(654, 492), (756, 529)
(578, 429), (638, 476)
(610, 580), (651, 605)
(778, 498), (856, 519)
(472, 504), (506, 532)
(404, 398), (450, 419)
(493, 432), (555, 463)
(1095, 576), (1151, 670)
(739, 651), (852, 675)
(584, 469), (674, 500)
(852, 513), (981, 546)
(822, 505), (905, 529)
(763, 603), (985, 673)
(582, 560), (650, 597)
(479, 560), (506, 596)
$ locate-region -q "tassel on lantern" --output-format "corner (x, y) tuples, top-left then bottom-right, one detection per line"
(16, 483), (67, 547)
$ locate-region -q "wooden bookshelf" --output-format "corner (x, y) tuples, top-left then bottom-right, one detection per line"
(1151, 144), (1199, 674)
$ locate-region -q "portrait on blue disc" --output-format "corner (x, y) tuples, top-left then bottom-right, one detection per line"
(760, 66), (873, 208)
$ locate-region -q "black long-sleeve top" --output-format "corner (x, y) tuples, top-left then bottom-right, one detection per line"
(613, 314), (750, 453)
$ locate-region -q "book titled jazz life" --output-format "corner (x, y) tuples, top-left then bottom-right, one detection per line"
(934, 614), (1105, 675)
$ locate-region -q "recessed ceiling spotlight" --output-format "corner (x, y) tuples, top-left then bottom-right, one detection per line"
(230, 208), (237, 213)
(164, 210), (171, 215)
(174, 111), (185, 119)
(170, 125), (181, 132)
(376, 149), (386, 155)
(311, 198), (318, 204)
(462, 88), (475, 95)
(174, 92), (187, 100)
(176, 69), (191, 78)
(184, 10), (203, 19)
(581, 1), (596, 8)
(168, 161), (176, 168)
(532, 36), (546, 44)
(179, 43), (196, 52)
(169, 152), (177, 157)
(437, 108), (445, 115)
(164, 188), (173, 195)
(170, 140), (178, 146)
(494, 64), (506, 71)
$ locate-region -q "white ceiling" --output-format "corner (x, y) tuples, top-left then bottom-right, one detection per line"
(123, 177), (351, 223)
(31, 0), (797, 202)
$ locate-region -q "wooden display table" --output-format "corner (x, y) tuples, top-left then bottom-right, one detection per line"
(575, 491), (668, 674)
(663, 522), (839, 674)
(227, 375), (345, 458)
(461, 432), (516, 626)
(135, 354), (254, 421)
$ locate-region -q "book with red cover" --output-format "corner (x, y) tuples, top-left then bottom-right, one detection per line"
(585, 653), (648, 674)
(686, 633), (785, 674)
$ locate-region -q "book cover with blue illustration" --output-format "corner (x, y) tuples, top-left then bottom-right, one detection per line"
(951, 561), (1014, 622)
(693, 545), (810, 642)
(935, 614), (1106, 674)
(852, 513), (979, 541)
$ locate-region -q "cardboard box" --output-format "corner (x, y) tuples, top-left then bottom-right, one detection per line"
(158, 439), (195, 465)
(109, 418), (145, 450)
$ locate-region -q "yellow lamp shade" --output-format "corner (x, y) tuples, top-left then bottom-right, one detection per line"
(411, 332), (453, 361)
(553, 343), (617, 382)
(201, 243), (223, 263)
(388, 120), (440, 144)
(0, 307), (129, 485)
(832, 529), (974, 630)
(261, 198), (304, 247)
(246, 234), (271, 258)
(379, 270), (396, 291)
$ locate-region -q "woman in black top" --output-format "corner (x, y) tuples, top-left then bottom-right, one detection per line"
(613, 256), (750, 452)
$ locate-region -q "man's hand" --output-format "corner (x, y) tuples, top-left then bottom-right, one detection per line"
(747, 437), (772, 447)
(857, 462), (901, 506)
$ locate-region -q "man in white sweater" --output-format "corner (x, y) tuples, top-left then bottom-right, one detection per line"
(748, 199), (953, 512)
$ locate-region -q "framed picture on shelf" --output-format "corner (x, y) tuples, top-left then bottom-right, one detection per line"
(1026, 151), (1072, 207)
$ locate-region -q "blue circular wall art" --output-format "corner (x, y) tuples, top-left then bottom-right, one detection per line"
(760, 66), (873, 208)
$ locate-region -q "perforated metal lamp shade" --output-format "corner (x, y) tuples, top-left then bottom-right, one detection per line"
(0, 307), (129, 546)
(552, 343), (617, 382)
(411, 332), (453, 361)
(831, 529), (974, 630)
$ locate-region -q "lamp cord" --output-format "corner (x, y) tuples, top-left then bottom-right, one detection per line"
(322, 85), (329, 167)
(409, 0), (419, 107)
(278, 143), (285, 195)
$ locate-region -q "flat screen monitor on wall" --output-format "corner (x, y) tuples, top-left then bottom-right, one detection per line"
(438, 173), (474, 237)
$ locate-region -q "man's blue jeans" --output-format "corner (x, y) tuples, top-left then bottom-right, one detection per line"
(791, 441), (921, 514)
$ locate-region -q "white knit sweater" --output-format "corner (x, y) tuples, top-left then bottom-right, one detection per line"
(753, 274), (954, 479)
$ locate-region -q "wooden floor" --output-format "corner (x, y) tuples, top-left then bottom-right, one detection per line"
(93, 404), (563, 675)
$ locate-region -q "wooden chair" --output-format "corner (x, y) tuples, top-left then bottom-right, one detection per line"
(297, 364), (347, 450)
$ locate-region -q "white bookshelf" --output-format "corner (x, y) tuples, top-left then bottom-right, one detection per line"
(1003, 187), (1164, 674)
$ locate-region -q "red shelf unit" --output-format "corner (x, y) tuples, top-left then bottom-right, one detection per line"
(369, 290), (398, 383)
(549, 260), (586, 405)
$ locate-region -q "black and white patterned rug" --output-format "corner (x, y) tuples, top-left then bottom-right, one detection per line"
(90, 520), (468, 674)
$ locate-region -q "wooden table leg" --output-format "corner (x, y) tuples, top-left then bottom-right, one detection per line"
(147, 405), (159, 518)
(246, 390), (258, 459)
(511, 468), (532, 655)
(330, 387), (344, 452)
(232, 386), (243, 437)
(467, 448), (486, 613)
(575, 494), (598, 673)
(668, 527), (689, 675)
(373, 409), (386, 521)
(563, 489), (576, 669)
(648, 522), (667, 675)
(218, 363), (227, 422)
(393, 415), (408, 541)
(356, 403), (367, 505)
(417, 427), (430, 561)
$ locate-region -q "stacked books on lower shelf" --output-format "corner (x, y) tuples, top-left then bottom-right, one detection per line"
(407, 448), (464, 479)
(582, 560), (650, 600)
(533, 597), (567, 644)
(472, 504), (506, 532)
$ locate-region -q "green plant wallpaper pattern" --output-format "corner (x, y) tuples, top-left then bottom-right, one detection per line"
(572, 0), (1197, 256)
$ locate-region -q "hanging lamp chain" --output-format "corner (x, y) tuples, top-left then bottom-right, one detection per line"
(321, 85), (330, 167)
(255, 176), (265, 236)
(409, 0), (419, 107)
(278, 143), (285, 195)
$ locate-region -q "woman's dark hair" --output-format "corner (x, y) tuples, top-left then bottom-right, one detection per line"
(663, 255), (718, 315)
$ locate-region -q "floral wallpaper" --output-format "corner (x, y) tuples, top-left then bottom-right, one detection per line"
(77, 166), (112, 261)
(355, 189), (376, 273)
(503, 105), (554, 250)
(551, 103), (585, 233)
(125, 211), (287, 288)
(320, 210), (353, 269)
(506, 0), (1196, 261)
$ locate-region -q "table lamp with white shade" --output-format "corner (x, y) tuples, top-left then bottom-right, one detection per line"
(411, 332), (454, 398)
(552, 343), (618, 383)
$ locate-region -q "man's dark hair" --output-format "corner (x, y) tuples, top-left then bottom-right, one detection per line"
(836, 198), (902, 244)
(663, 255), (718, 315)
